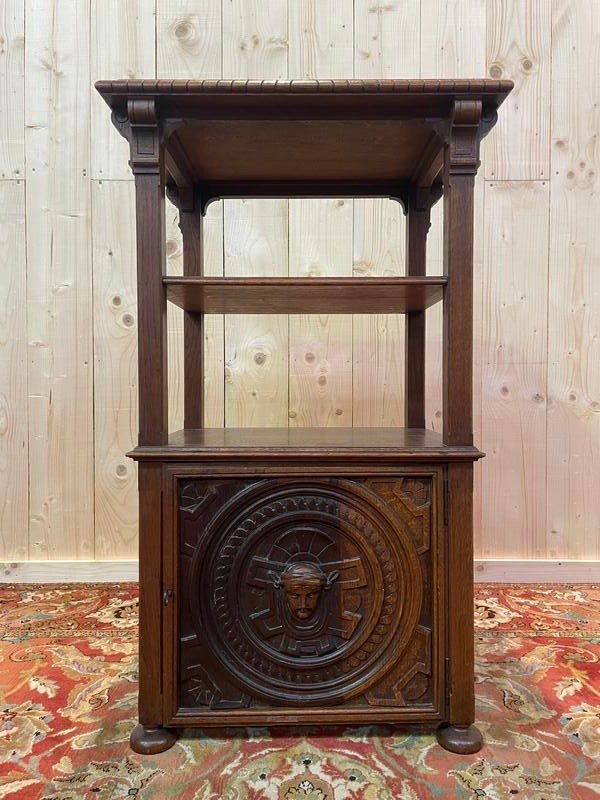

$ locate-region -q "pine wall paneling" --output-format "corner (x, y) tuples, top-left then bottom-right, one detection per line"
(547, 0), (600, 560)
(0, 0), (24, 179)
(92, 180), (138, 560)
(0, 183), (27, 560)
(1, 0), (599, 576)
(25, 0), (93, 560)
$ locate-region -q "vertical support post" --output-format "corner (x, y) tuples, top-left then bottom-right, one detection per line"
(404, 188), (431, 429)
(436, 100), (484, 755)
(442, 100), (481, 447)
(178, 189), (204, 429)
(128, 99), (168, 446)
(127, 100), (176, 754)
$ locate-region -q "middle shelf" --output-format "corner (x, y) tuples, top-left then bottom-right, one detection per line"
(164, 276), (447, 314)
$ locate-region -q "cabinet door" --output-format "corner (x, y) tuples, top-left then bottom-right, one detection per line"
(167, 473), (445, 723)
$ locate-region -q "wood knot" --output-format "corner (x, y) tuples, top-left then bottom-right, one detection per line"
(0, 407), (8, 436)
(174, 20), (194, 40)
(166, 239), (178, 256)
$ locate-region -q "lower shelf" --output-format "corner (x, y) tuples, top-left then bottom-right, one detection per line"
(129, 427), (484, 462)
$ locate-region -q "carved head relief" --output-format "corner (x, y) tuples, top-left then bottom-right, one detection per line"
(271, 562), (339, 620)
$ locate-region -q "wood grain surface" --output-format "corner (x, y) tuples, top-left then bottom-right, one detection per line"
(0, 0), (24, 178)
(547, 0), (600, 560)
(485, 0), (551, 180)
(25, 0), (94, 560)
(165, 277), (446, 315)
(1, 0), (597, 565)
(92, 181), (138, 559)
(0, 183), (27, 559)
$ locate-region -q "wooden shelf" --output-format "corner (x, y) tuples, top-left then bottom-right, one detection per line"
(129, 427), (484, 462)
(164, 276), (446, 314)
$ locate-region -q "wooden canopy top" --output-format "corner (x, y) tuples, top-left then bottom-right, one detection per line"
(95, 77), (513, 102)
(96, 78), (513, 208)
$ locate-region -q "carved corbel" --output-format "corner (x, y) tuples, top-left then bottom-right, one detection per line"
(406, 184), (442, 232)
(166, 185), (195, 214)
(110, 106), (130, 141)
(447, 99), (483, 175)
(127, 98), (162, 175)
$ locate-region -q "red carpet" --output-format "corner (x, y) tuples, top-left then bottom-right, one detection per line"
(0, 584), (598, 798)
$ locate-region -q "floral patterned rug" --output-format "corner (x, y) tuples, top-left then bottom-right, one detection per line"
(0, 584), (599, 799)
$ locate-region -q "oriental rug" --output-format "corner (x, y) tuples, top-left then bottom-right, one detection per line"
(0, 584), (598, 799)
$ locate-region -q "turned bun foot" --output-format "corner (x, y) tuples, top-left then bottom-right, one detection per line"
(436, 724), (483, 754)
(130, 724), (177, 754)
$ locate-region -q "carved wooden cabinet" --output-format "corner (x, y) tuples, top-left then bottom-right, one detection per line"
(96, 79), (512, 755)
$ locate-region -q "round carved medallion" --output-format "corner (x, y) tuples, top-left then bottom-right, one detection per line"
(190, 480), (422, 705)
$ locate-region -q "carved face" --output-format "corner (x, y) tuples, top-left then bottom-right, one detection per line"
(278, 562), (328, 620)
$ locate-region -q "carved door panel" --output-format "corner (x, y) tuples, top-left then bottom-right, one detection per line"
(169, 473), (444, 722)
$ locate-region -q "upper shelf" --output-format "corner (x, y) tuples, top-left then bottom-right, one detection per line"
(129, 426), (484, 462)
(96, 79), (513, 204)
(164, 276), (446, 314)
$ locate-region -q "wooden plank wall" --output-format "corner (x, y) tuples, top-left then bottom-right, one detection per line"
(0, 0), (598, 564)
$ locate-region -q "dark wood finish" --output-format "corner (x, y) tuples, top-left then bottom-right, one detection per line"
(168, 471), (443, 724)
(405, 189), (432, 428)
(196, 180), (415, 215)
(97, 79), (511, 204)
(96, 78), (511, 755)
(165, 276), (446, 315)
(128, 100), (168, 446)
(135, 462), (165, 740)
(129, 427), (484, 462)
(128, 105), (172, 755)
(442, 100), (481, 447)
(96, 79), (512, 124)
(436, 724), (484, 755)
(446, 462), (477, 730)
(130, 723), (177, 755)
(178, 203), (204, 429)
(172, 119), (435, 182)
